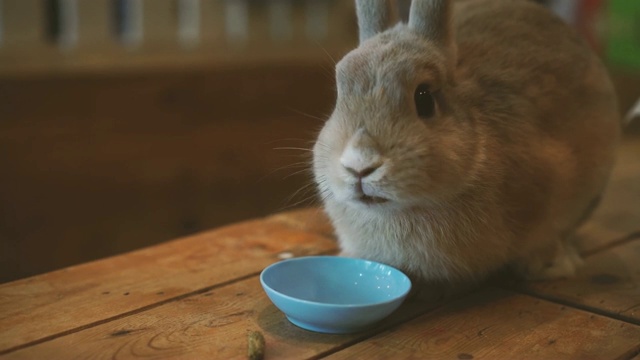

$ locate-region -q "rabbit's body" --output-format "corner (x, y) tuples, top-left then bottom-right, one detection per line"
(313, 0), (620, 284)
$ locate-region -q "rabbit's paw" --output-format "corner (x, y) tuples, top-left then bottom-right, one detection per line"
(521, 242), (583, 281)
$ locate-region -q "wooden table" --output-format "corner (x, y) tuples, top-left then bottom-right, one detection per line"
(1, 136), (640, 359)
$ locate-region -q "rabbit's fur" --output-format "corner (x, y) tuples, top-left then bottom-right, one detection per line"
(312, 0), (621, 285)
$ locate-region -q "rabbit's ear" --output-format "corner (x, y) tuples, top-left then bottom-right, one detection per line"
(356, 0), (399, 44)
(409, 0), (455, 59)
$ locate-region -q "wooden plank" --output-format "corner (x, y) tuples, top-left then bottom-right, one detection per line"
(269, 207), (335, 240)
(324, 288), (640, 360)
(520, 238), (640, 324)
(1, 273), (439, 359)
(0, 210), (337, 353)
(577, 136), (640, 254)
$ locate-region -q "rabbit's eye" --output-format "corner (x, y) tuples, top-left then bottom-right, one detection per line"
(414, 83), (435, 119)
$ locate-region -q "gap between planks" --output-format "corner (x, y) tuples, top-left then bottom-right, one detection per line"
(582, 230), (640, 257)
(615, 343), (640, 360)
(511, 287), (640, 327)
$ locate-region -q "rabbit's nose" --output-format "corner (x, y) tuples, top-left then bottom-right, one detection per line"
(340, 141), (383, 178)
(343, 163), (380, 179)
(340, 149), (383, 179)
(340, 128), (384, 179)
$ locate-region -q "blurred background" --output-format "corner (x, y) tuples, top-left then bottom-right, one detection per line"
(0, 0), (639, 283)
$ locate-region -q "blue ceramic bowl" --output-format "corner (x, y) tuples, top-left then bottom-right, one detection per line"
(260, 256), (412, 334)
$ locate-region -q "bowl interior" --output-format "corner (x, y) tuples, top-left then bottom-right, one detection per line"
(261, 256), (411, 305)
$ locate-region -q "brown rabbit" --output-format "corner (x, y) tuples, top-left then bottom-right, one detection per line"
(312, 0), (621, 285)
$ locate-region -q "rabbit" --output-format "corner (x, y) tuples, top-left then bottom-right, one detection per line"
(312, 0), (621, 286)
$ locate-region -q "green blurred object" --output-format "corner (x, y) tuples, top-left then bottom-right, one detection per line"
(607, 0), (640, 70)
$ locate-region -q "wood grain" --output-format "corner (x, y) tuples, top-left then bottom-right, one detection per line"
(1, 273), (440, 359)
(324, 288), (640, 360)
(268, 207), (335, 240)
(0, 210), (336, 353)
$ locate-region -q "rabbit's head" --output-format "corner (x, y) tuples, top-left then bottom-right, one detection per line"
(314, 0), (484, 211)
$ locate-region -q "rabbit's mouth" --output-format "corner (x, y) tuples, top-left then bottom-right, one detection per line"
(357, 194), (389, 205)
(349, 181), (389, 205)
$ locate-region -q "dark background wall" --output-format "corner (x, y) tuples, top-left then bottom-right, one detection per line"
(1, 0), (639, 283)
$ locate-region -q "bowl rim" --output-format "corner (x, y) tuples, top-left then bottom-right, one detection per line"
(260, 255), (412, 308)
